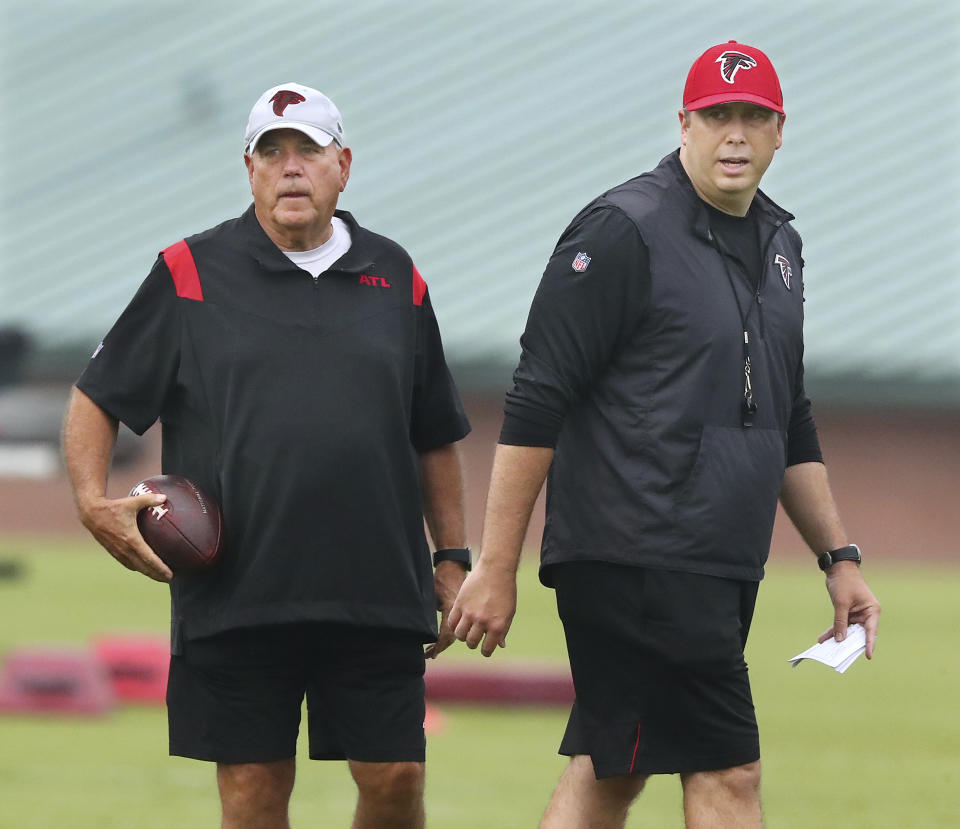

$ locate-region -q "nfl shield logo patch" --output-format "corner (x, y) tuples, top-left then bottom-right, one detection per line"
(572, 252), (591, 272)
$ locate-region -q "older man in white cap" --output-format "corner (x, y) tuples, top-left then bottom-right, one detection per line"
(63, 83), (472, 828)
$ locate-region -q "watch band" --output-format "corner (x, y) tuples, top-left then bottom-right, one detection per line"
(817, 543), (862, 571)
(433, 547), (472, 571)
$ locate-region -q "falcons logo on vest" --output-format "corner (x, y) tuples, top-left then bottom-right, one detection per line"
(270, 90), (306, 116)
(774, 254), (792, 290)
(716, 51), (757, 84)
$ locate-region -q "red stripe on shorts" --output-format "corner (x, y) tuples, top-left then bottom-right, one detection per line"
(412, 264), (426, 307)
(162, 240), (204, 301)
(628, 723), (643, 774)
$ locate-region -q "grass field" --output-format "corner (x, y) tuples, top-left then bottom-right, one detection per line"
(0, 536), (958, 828)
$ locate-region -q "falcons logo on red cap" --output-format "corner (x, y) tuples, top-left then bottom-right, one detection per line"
(270, 90), (306, 116)
(716, 51), (757, 84)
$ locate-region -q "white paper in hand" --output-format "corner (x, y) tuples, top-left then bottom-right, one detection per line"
(788, 623), (868, 674)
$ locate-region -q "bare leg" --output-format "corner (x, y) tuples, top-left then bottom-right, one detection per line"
(349, 760), (425, 829)
(217, 759), (296, 829)
(680, 761), (763, 829)
(540, 754), (647, 829)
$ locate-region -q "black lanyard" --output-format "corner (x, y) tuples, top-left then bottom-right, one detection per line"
(708, 228), (758, 428)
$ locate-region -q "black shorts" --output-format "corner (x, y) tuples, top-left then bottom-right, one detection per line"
(167, 623), (426, 764)
(552, 562), (760, 778)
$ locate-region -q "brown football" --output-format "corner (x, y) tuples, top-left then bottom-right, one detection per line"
(129, 475), (223, 572)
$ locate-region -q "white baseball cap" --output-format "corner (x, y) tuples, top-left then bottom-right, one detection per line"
(244, 82), (345, 154)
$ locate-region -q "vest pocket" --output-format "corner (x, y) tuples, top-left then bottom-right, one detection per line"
(672, 425), (786, 569)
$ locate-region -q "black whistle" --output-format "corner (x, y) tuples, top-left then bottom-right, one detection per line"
(741, 394), (757, 428)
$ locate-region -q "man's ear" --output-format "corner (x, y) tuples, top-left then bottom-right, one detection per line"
(678, 108), (690, 147)
(338, 146), (353, 192)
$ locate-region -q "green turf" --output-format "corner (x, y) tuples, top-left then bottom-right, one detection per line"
(0, 536), (958, 827)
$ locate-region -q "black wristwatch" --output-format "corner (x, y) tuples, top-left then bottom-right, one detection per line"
(817, 544), (862, 571)
(433, 547), (472, 571)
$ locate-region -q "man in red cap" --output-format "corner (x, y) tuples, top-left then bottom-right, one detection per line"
(450, 41), (881, 827)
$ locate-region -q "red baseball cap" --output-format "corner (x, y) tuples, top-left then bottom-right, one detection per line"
(683, 40), (784, 115)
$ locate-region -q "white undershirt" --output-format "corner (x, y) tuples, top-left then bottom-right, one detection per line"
(282, 217), (352, 279)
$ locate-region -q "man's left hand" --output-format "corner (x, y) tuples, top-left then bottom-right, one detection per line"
(819, 561), (882, 658)
(425, 561), (468, 659)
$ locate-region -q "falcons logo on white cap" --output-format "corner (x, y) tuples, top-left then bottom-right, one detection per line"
(716, 51), (757, 83)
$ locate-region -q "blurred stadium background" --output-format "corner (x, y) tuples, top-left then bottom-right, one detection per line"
(1, 0), (957, 556)
(0, 2), (958, 825)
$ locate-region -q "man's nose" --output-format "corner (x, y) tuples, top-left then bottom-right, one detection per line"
(282, 152), (304, 173)
(725, 117), (747, 140)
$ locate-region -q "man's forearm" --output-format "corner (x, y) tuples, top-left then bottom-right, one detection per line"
(478, 443), (554, 573)
(779, 461), (848, 555)
(419, 442), (467, 550)
(61, 386), (172, 582)
(782, 463), (881, 654)
(61, 387), (120, 511)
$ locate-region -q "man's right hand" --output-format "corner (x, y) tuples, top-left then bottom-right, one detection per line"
(79, 491), (173, 582)
(448, 442), (552, 658)
(449, 562), (518, 657)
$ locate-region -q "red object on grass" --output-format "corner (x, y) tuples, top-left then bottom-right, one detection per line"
(425, 664), (574, 706)
(93, 635), (170, 704)
(0, 646), (115, 715)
